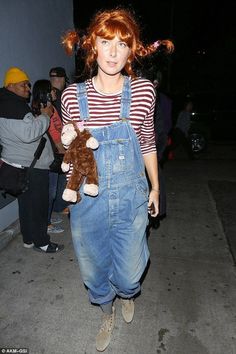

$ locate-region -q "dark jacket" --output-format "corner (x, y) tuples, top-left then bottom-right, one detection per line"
(0, 87), (31, 120)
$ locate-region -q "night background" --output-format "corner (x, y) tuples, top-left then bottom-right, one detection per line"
(73, 0), (236, 97)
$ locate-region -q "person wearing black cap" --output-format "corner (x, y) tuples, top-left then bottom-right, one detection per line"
(49, 67), (70, 215)
(49, 67), (69, 119)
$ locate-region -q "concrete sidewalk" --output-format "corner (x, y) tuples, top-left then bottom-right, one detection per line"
(0, 148), (236, 354)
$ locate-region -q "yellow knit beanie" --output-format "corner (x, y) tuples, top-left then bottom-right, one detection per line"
(4, 67), (30, 87)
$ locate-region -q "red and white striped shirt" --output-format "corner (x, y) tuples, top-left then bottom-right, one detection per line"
(61, 77), (157, 155)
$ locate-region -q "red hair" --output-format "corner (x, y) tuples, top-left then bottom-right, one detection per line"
(62, 8), (174, 78)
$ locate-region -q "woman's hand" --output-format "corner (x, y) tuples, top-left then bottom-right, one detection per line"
(148, 189), (159, 217)
(55, 142), (66, 154)
(40, 102), (54, 118)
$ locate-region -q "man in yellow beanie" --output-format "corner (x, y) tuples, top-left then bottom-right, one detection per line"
(3, 67), (31, 101)
(0, 67), (64, 253)
(4, 67), (30, 86)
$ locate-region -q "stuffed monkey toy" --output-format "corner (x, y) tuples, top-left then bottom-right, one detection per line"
(61, 122), (99, 203)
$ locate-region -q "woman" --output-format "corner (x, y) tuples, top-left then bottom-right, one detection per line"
(61, 8), (173, 352)
(31, 80), (65, 234)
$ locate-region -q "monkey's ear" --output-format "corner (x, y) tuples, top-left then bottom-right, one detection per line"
(75, 121), (85, 132)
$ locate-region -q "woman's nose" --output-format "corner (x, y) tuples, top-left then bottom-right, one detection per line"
(109, 44), (117, 57)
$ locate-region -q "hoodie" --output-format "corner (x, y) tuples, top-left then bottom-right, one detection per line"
(0, 87), (54, 168)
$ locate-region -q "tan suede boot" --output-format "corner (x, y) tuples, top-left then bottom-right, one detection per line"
(121, 298), (134, 323)
(96, 306), (115, 352)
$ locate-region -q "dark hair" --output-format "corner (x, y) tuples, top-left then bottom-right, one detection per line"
(31, 79), (52, 116)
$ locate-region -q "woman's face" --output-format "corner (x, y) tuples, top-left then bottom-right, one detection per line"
(95, 35), (131, 76)
(51, 87), (57, 101)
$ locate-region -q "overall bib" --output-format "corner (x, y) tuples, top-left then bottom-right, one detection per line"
(70, 77), (150, 305)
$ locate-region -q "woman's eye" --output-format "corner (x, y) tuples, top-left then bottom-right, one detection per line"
(119, 42), (127, 48)
(101, 40), (108, 45)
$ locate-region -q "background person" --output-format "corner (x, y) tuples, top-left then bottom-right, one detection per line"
(138, 68), (173, 229)
(151, 72), (173, 227)
(164, 99), (194, 161)
(49, 66), (69, 119)
(61, 8), (173, 352)
(153, 73), (173, 166)
(49, 66), (70, 215)
(31, 79), (65, 234)
(0, 67), (64, 253)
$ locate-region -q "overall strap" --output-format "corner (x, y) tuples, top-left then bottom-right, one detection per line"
(120, 76), (131, 120)
(76, 77), (131, 121)
(76, 82), (90, 121)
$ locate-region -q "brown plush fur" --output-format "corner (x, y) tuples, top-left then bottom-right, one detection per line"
(63, 127), (99, 202)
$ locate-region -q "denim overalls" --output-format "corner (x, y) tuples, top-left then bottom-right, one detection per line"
(70, 76), (150, 305)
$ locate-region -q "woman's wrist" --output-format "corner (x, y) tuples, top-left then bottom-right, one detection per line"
(151, 188), (160, 193)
